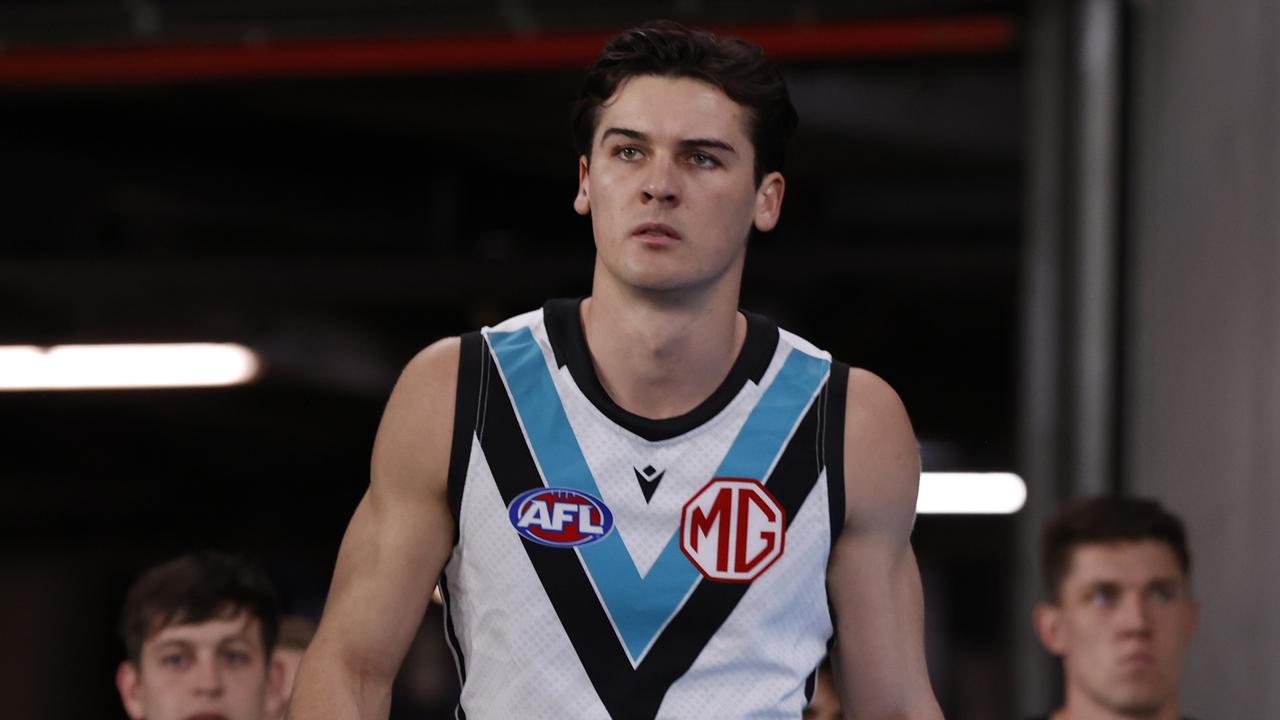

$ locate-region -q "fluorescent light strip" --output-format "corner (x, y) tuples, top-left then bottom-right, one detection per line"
(917, 472), (1026, 515)
(0, 343), (260, 390)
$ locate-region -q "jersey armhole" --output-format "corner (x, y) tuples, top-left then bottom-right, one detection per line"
(823, 361), (850, 542)
(446, 331), (486, 544)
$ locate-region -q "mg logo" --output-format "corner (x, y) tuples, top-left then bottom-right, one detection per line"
(680, 478), (785, 583)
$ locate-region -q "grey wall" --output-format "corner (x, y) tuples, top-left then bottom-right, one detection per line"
(1127, 0), (1280, 715)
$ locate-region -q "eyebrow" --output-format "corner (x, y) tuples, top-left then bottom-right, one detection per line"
(1079, 576), (1182, 592)
(152, 639), (193, 652)
(600, 127), (737, 155)
(1080, 580), (1120, 592)
(152, 625), (256, 647)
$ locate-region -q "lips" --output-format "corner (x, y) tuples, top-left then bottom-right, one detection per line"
(630, 223), (682, 241)
(1118, 650), (1156, 669)
(184, 713), (228, 720)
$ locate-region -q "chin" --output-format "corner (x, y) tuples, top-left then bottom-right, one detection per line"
(1112, 699), (1164, 717)
(1106, 686), (1171, 716)
(614, 265), (701, 294)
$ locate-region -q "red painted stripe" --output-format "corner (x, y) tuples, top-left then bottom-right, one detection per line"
(733, 16), (1015, 59)
(0, 16), (1014, 86)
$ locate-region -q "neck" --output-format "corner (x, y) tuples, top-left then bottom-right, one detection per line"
(580, 273), (745, 420)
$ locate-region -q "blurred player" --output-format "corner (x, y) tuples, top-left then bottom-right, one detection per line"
(116, 551), (283, 720)
(1032, 496), (1199, 720)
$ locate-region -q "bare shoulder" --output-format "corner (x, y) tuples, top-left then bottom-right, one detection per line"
(841, 367), (920, 535)
(370, 337), (462, 502)
(397, 336), (462, 396)
(844, 368), (916, 458)
(383, 336), (461, 436)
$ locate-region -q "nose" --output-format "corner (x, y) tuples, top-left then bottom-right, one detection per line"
(1116, 592), (1153, 637)
(192, 655), (225, 697)
(640, 156), (680, 207)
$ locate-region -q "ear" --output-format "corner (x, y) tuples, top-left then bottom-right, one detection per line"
(752, 171), (785, 232)
(263, 653), (288, 718)
(574, 155), (591, 216)
(116, 661), (146, 720)
(1033, 602), (1068, 656)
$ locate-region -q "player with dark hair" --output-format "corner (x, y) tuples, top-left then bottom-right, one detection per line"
(116, 551), (284, 720)
(1032, 496), (1199, 720)
(290, 20), (941, 719)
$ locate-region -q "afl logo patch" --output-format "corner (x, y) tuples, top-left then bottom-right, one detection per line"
(508, 487), (614, 548)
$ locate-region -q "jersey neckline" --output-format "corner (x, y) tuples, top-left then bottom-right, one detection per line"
(542, 297), (779, 441)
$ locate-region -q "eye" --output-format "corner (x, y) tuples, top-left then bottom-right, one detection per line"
(221, 649), (252, 667)
(687, 151), (720, 168)
(614, 146), (643, 161)
(160, 653), (190, 669)
(1087, 586), (1120, 607)
(1150, 583), (1179, 604)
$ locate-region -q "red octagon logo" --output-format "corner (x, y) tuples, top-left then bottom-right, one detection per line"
(680, 477), (785, 583)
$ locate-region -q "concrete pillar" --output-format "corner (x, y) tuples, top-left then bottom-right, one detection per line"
(1126, 0), (1280, 715)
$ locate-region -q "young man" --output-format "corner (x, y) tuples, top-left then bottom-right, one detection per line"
(116, 551), (285, 720)
(1032, 497), (1200, 720)
(290, 21), (940, 719)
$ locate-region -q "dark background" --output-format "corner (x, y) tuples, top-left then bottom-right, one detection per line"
(0, 1), (1024, 717)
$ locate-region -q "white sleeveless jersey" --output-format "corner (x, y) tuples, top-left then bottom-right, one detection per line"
(439, 299), (849, 720)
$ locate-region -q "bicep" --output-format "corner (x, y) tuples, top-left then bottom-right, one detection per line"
(827, 368), (938, 716)
(307, 338), (460, 682)
(827, 533), (929, 714)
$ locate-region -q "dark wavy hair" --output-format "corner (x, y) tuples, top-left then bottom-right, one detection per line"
(571, 20), (798, 185)
(1041, 496), (1191, 602)
(119, 551), (280, 665)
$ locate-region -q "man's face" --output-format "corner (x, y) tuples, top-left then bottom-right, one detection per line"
(574, 74), (784, 296)
(1035, 540), (1198, 717)
(117, 612), (281, 720)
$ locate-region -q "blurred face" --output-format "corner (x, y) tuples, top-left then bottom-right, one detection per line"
(117, 612), (280, 720)
(574, 74), (784, 297)
(1035, 541), (1198, 717)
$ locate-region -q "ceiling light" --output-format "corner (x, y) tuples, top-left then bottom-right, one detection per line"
(0, 343), (260, 391)
(917, 472), (1026, 514)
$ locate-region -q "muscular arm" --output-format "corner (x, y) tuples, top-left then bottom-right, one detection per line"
(827, 368), (942, 719)
(287, 338), (460, 719)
